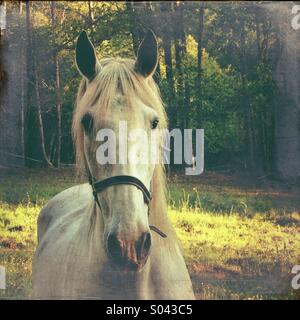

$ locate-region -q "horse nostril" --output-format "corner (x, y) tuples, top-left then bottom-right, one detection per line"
(107, 232), (151, 267)
(143, 232), (151, 254)
(107, 233), (122, 261)
(136, 232), (151, 260)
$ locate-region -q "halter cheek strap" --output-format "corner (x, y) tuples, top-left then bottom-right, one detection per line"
(86, 166), (167, 238)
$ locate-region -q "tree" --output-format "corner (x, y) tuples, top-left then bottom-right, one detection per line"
(1, 1), (292, 180)
(266, 3), (300, 181)
(160, 2), (176, 126)
(0, 1), (26, 167)
(196, 4), (204, 128)
(50, 1), (62, 167)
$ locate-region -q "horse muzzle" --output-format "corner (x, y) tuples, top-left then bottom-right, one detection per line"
(106, 231), (151, 271)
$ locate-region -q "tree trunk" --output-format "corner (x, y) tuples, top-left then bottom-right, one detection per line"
(265, 3), (300, 182)
(88, 1), (95, 42)
(0, 2), (26, 167)
(162, 33), (176, 126)
(33, 56), (53, 167)
(162, 35), (174, 94)
(51, 1), (62, 167)
(20, 2), (25, 161)
(174, 2), (184, 128)
(160, 1), (175, 125)
(54, 54), (61, 167)
(88, 1), (94, 22)
(239, 22), (256, 174)
(0, 1), (7, 110)
(125, 1), (142, 56)
(25, 0), (38, 166)
(20, 67), (25, 161)
(26, 1), (52, 166)
(197, 5), (204, 90)
(160, 1), (175, 123)
(254, 12), (274, 175)
(196, 5), (204, 128)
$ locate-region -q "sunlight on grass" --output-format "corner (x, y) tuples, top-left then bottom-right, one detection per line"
(0, 203), (39, 249)
(169, 208), (299, 271)
(0, 168), (299, 299)
(0, 201), (299, 299)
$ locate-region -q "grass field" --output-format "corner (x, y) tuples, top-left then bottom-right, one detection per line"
(0, 167), (299, 299)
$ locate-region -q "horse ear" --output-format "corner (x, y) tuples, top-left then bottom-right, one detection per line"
(135, 30), (158, 77)
(75, 31), (99, 81)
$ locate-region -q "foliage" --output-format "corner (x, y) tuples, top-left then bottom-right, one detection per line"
(3, 1), (279, 173)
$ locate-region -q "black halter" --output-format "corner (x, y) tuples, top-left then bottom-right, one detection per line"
(86, 168), (167, 238)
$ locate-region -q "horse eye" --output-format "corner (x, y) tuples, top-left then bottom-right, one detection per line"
(151, 118), (159, 129)
(81, 113), (94, 134)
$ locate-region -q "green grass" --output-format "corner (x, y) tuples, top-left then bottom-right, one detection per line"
(169, 209), (300, 299)
(0, 167), (299, 299)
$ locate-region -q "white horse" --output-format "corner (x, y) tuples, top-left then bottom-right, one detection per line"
(32, 30), (195, 299)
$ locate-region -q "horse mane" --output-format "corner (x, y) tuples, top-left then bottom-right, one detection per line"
(72, 57), (175, 236)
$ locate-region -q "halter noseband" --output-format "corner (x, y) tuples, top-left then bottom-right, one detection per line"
(86, 168), (167, 238)
(93, 175), (152, 205)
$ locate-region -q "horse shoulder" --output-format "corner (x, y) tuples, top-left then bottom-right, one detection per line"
(37, 183), (92, 243)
